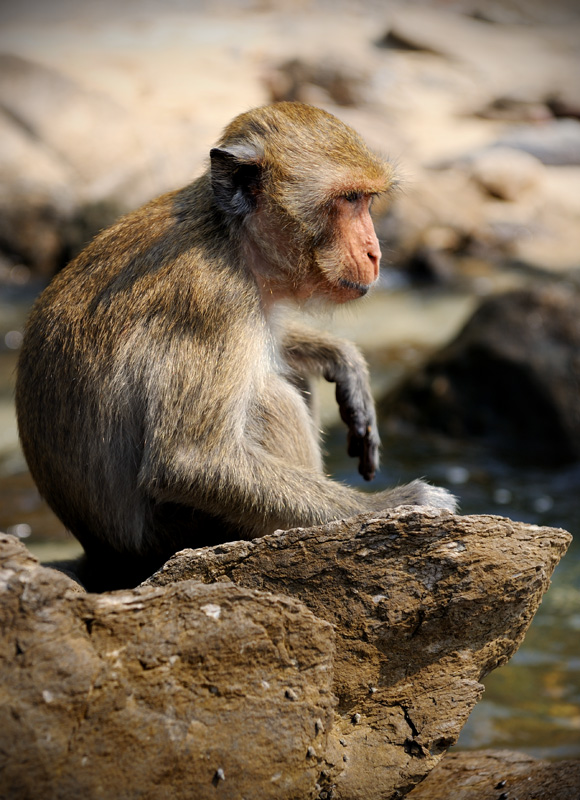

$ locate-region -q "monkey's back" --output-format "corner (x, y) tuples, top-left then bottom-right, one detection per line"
(15, 180), (266, 560)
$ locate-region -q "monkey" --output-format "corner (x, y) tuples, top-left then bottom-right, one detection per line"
(15, 102), (456, 591)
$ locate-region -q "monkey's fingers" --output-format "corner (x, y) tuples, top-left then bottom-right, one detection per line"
(347, 428), (363, 459)
(339, 402), (364, 452)
(336, 383), (379, 478)
(346, 426), (377, 481)
(359, 426), (379, 482)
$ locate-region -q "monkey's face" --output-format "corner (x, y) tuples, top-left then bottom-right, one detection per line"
(264, 188), (383, 306)
(313, 192), (382, 304)
(241, 190), (381, 307)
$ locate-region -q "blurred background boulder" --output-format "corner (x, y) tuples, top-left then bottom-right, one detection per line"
(380, 285), (580, 465)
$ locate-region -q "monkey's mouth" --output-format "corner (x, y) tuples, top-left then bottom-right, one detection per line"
(338, 278), (370, 296)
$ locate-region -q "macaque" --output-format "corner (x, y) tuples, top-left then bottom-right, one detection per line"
(16, 102), (456, 591)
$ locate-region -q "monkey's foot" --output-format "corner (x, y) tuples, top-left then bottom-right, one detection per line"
(381, 478), (458, 513)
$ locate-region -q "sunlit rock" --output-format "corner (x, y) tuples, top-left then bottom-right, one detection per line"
(1, 508), (564, 799)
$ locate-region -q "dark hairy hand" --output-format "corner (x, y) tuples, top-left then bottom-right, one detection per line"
(335, 380), (380, 481)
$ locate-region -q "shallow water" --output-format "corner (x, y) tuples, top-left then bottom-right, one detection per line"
(1, 284), (578, 759)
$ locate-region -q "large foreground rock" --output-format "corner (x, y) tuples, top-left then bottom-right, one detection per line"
(0, 509), (571, 799)
(146, 508), (569, 799)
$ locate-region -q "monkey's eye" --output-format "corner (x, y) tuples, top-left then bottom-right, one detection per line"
(343, 191), (364, 203)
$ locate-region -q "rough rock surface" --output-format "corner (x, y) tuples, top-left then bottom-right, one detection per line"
(0, 510), (571, 799)
(146, 507), (570, 799)
(0, 533), (336, 800)
(407, 750), (580, 800)
(381, 285), (580, 465)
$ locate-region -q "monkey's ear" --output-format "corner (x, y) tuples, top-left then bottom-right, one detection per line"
(210, 144), (263, 216)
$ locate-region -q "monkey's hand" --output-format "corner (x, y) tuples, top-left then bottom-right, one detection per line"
(334, 375), (380, 482)
(280, 324), (380, 481)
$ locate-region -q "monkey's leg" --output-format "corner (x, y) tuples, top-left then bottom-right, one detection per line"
(144, 430), (457, 544)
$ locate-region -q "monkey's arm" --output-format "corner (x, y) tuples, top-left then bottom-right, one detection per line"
(281, 323), (380, 481)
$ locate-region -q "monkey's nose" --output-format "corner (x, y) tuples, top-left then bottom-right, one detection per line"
(367, 250), (380, 279)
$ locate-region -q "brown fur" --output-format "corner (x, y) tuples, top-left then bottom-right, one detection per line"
(16, 102), (456, 591)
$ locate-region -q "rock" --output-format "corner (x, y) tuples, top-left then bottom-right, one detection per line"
(0, 533), (336, 800)
(0, 54), (156, 275)
(0, 53), (146, 190)
(146, 507), (570, 799)
(264, 57), (369, 107)
(424, 144), (580, 270)
(381, 285), (580, 465)
(493, 119), (580, 166)
(476, 95), (553, 122)
(465, 0), (580, 24)
(0, 512), (571, 798)
(376, 9), (495, 61)
(407, 750), (580, 800)
(0, 106), (77, 276)
(547, 94), (580, 120)
(373, 166), (486, 270)
(469, 147), (543, 201)
(402, 243), (460, 285)
(376, 7), (580, 109)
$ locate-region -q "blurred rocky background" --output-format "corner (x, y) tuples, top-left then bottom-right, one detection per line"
(0, 0), (579, 764)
